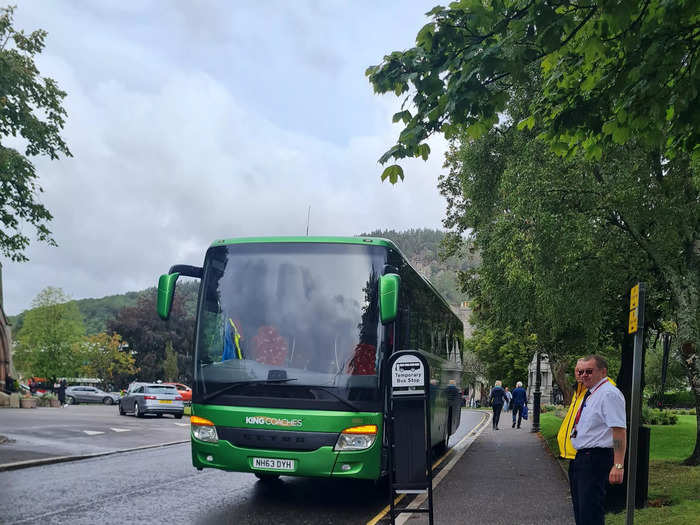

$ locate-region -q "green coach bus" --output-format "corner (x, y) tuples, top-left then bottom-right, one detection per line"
(157, 237), (463, 481)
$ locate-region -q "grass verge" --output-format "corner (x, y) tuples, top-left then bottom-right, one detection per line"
(539, 413), (699, 525)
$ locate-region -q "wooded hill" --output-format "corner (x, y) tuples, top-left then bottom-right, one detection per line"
(9, 229), (474, 334)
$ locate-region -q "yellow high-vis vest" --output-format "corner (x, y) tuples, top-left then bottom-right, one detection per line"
(557, 378), (617, 459)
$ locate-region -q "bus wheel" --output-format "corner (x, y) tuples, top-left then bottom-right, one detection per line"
(254, 473), (280, 482)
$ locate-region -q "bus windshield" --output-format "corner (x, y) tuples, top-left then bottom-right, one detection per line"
(194, 242), (387, 411)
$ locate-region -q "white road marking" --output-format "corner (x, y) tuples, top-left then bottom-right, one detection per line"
(110, 428), (131, 432)
(83, 430), (105, 436)
(174, 423), (189, 427)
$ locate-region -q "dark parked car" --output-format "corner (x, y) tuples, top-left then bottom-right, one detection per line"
(118, 382), (184, 418)
(65, 386), (121, 405)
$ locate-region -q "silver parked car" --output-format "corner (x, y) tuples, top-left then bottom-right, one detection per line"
(65, 386), (121, 405)
(118, 382), (184, 418)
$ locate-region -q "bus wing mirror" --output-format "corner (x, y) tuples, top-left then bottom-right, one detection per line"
(157, 273), (179, 320)
(157, 265), (202, 320)
(379, 273), (400, 324)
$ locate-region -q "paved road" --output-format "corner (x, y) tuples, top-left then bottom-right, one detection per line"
(0, 405), (188, 463)
(0, 408), (485, 524)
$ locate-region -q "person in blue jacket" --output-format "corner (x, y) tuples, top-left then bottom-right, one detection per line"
(488, 380), (507, 430)
(511, 381), (528, 428)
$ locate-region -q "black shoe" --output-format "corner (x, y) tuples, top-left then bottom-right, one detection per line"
(496, 426), (499, 430)
(517, 425), (521, 429)
(512, 422), (515, 428)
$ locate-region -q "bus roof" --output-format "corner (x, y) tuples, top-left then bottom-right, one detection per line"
(210, 236), (399, 249)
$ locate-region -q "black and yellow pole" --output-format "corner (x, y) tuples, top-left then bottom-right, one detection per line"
(626, 283), (645, 525)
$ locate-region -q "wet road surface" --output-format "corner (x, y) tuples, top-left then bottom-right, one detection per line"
(0, 409), (484, 525)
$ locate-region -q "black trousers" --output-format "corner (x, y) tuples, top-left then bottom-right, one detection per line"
(512, 404), (523, 427)
(570, 448), (613, 525)
(492, 403), (503, 428)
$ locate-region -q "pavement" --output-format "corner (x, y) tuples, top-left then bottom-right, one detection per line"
(398, 409), (575, 525)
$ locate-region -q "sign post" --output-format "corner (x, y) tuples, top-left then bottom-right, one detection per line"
(626, 283), (645, 525)
(386, 351), (434, 524)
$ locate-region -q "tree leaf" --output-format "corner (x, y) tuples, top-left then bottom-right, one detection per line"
(417, 143), (431, 161)
(381, 164), (404, 184)
(517, 116), (535, 131)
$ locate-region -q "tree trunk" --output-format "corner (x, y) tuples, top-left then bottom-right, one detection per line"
(680, 340), (699, 466)
(671, 265), (699, 466)
(551, 358), (574, 405)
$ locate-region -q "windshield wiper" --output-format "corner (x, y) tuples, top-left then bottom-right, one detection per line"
(201, 378), (297, 402)
(309, 386), (363, 413)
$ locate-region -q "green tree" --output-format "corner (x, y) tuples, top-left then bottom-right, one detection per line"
(370, 3), (699, 462)
(14, 287), (85, 378)
(465, 325), (535, 389)
(108, 292), (194, 383)
(440, 79), (698, 461)
(0, 6), (72, 261)
(79, 332), (138, 390)
(366, 0), (697, 181)
(163, 340), (178, 382)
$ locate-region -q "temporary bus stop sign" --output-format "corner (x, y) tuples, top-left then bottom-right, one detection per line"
(386, 351), (434, 525)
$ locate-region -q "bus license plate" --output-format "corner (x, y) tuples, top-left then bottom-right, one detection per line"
(252, 457), (296, 471)
(159, 400), (172, 404)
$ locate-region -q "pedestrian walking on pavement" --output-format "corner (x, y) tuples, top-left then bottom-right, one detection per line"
(504, 386), (512, 412)
(569, 355), (626, 525)
(511, 381), (527, 428)
(488, 380), (507, 430)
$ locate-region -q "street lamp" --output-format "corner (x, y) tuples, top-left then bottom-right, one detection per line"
(531, 350), (541, 433)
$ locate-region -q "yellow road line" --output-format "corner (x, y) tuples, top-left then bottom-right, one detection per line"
(366, 494), (405, 525)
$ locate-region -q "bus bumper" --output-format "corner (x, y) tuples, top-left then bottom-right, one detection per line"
(191, 438), (382, 479)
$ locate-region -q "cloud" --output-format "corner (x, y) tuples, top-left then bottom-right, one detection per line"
(3, 1), (447, 315)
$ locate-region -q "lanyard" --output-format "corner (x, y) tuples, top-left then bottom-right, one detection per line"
(571, 378), (608, 438)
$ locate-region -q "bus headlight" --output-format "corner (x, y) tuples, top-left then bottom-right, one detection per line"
(191, 416), (218, 443)
(334, 425), (377, 451)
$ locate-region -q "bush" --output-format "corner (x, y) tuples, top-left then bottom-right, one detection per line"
(660, 390), (695, 408)
(642, 407), (679, 425)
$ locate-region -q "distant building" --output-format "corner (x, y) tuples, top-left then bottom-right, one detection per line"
(0, 263), (13, 393)
(456, 301), (474, 338)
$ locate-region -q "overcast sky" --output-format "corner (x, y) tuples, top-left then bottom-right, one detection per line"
(3, 1), (451, 316)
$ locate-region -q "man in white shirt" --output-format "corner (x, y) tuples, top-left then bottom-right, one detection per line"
(569, 355), (627, 525)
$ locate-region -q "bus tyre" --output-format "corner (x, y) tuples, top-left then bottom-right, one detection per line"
(174, 413), (183, 419)
(254, 472), (280, 482)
